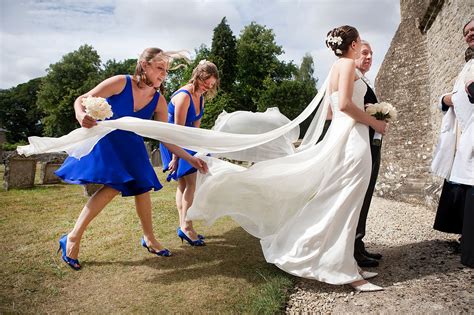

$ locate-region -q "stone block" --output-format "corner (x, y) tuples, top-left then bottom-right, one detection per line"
(145, 142), (152, 159)
(4, 157), (36, 190)
(151, 149), (162, 167)
(83, 184), (103, 197)
(39, 162), (62, 184)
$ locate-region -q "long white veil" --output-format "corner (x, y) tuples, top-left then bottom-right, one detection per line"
(17, 71), (331, 159)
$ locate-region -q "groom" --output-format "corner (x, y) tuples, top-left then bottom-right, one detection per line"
(353, 40), (383, 267)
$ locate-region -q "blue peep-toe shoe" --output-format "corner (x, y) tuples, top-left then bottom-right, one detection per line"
(176, 227), (205, 240)
(177, 228), (206, 246)
(141, 237), (171, 257)
(57, 234), (81, 270)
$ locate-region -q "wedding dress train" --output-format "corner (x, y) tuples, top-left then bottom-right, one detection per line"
(188, 78), (370, 284)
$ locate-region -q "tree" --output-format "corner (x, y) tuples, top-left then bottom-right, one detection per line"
(200, 92), (238, 129)
(164, 44), (211, 100)
(0, 78), (44, 143)
(235, 22), (295, 111)
(257, 54), (318, 137)
(296, 53), (317, 87)
(36, 44), (102, 136)
(210, 17), (237, 93)
(101, 58), (137, 79)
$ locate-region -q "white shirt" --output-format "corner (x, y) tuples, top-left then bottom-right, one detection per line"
(432, 59), (474, 185)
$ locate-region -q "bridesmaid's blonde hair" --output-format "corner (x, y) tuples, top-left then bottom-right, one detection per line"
(134, 47), (190, 92)
(188, 60), (220, 100)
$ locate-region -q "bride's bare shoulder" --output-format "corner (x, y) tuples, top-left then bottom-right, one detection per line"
(337, 58), (355, 68)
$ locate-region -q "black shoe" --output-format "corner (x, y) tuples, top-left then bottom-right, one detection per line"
(355, 251), (379, 268)
(361, 249), (382, 260)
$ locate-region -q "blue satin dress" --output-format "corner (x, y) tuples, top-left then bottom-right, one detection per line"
(159, 89), (204, 181)
(55, 75), (163, 196)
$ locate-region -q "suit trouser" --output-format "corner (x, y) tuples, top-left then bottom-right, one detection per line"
(355, 127), (381, 252)
(461, 186), (474, 267)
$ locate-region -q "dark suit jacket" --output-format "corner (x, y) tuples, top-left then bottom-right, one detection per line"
(364, 82), (378, 105)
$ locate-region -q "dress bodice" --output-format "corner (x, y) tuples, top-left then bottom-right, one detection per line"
(167, 89), (204, 127)
(329, 78), (367, 119)
(106, 75), (159, 120)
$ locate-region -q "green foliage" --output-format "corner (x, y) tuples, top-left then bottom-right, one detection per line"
(164, 45), (210, 100)
(36, 44), (102, 136)
(0, 78), (44, 142)
(296, 53), (318, 87)
(200, 92), (238, 129)
(2, 141), (28, 151)
(257, 80), (315, 119)
(257, 55), (317, 137)
(236, 22), (296, 111)
(101, 58), (137, 79)
(210, 17), (237, 93)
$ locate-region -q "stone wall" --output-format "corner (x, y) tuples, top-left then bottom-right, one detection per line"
(375, 0), (472, 207)
(426, 0), (471, 145)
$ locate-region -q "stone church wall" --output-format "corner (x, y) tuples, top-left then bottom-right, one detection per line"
(374, 0), (472, 207)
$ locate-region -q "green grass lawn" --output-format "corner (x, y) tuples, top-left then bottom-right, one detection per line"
(0, 165), (294, 313)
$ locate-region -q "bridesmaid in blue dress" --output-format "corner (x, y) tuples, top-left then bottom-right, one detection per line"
(160, 60), (219, 246)
(55, 48), (208, 270)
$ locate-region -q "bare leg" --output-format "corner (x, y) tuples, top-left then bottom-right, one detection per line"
(176, 178), (186, 230)
(180, 173), (200, 240)
(351, 279), (368, 286)
(67, 186), (120, 259)
(135, 191), (165, 251)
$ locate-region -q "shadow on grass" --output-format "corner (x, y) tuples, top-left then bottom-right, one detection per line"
(84, 236), (467, 288)
(85, 226), (277, 285)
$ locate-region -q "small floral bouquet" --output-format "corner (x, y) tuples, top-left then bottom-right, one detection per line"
(82, 96), (113, 121)
(365, 102), (397, 146)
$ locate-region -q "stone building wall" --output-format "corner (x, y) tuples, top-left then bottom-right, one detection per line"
(426, 0), (471, 145)
(374, 0), (472, 207)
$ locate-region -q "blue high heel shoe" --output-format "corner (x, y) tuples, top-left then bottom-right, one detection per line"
(177, 227), (205, 240)
(57, 234), (81, 270)
(177, 228), (205, 246)
(141, 237), (171, 257)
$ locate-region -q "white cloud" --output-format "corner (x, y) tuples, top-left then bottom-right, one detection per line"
(0, 0), (400, 89)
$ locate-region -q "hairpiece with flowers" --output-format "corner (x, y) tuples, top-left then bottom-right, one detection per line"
(327, 35), (343, 46)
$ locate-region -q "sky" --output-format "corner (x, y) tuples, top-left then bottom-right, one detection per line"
(0, 0), (400, 90)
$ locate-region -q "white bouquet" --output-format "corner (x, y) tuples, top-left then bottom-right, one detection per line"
(365, 102), (397, 146)
(82, 96), (113, 121)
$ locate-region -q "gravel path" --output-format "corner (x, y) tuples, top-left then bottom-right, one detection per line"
(286, 197), (473, 313)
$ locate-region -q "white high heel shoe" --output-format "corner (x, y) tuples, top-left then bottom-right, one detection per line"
(360, 271), (378, 280)
(351, 281), (384, 292)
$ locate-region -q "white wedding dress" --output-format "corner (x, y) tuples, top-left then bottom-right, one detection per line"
(188, 78), (370, 284)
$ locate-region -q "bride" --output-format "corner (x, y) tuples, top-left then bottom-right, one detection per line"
(17, 25), (388, 292)
(187, 25), (387, 291)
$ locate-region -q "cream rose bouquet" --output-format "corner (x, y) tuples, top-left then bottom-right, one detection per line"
(82, 96), (113, 121)
(365, 102), (397, 146)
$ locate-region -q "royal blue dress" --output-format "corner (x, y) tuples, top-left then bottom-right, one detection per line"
(55, 75), (163, 197)
(159, 89), (204, 181)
